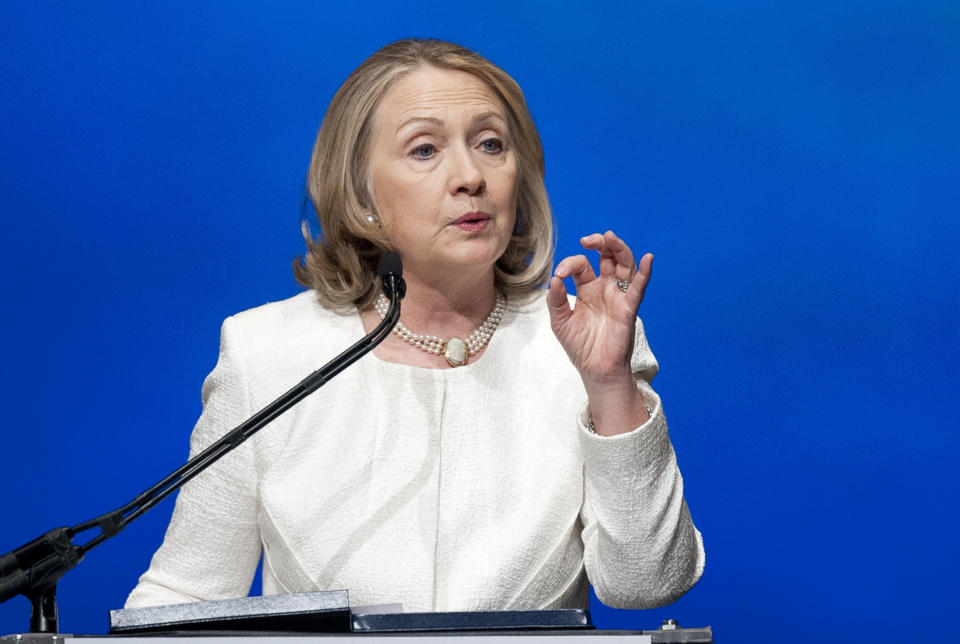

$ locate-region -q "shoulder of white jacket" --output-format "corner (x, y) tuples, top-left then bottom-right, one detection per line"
(222, 290), (355, 354)
(227, 290), (345, 326)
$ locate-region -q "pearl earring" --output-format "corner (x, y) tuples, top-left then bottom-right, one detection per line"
(365, 211), (379, 225)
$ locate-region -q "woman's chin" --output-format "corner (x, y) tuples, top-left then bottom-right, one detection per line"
(446, 242), (509, 270)
(406, 251), (501, 279)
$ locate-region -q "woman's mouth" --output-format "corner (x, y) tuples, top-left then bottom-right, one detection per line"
(452, 212), (491, 232)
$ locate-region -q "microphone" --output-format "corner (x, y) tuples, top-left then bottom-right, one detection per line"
(0, 254), (406, 631)
(377, 251), (406, 300)
(0, 535), (51, 580)
(0, 528), (79, 604)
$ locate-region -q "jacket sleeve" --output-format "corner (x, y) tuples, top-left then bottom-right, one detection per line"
(124, 315), (262, 608)
(577, 318), (705, 609)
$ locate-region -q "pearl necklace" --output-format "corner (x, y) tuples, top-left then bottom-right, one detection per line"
(374, 292), (506, 367)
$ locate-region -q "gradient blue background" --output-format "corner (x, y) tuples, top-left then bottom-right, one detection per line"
(2, 2), (957, 641)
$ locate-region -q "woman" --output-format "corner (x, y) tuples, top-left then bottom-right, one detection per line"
(126, 39), (704, 612)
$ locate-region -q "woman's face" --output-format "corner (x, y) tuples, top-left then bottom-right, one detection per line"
(367, 65), (518, 281)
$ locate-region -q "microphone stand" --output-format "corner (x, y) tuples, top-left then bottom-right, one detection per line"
(0, 262), (405, 634)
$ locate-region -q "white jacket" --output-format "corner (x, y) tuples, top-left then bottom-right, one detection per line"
(126, 290), (704, 611)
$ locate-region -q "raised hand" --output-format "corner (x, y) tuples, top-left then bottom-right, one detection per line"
(546, 230), (653, 435)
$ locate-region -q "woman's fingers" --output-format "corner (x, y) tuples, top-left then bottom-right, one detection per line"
(546, 275), (572, 326)
(626, 252), (654, 309)
(603, 231), (636, 280)
(554, 254), (597, 288)
(580, 231), (635, 279)
(559, 235), (650, 307)
(579, 233), (606, 250)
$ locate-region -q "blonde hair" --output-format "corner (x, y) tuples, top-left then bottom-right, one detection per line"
(294, 38), (555, 310)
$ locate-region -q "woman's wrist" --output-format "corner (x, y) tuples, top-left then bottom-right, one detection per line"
(583, 374), (650, 436)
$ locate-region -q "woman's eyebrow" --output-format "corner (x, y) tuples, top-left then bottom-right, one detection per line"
(396, 116), (444, 134)
(472, 111), (507, 125)
(397, 111), (506, 134)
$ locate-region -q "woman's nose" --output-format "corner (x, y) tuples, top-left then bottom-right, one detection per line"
(448, 145), (485, 196)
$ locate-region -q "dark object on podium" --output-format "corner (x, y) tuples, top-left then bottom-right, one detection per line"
(643, 620), (714, 643)
(108, 589), (350, 634)
(351, 608), (593, 632)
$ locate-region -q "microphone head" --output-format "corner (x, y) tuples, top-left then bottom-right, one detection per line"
(377, 251), (403, 279)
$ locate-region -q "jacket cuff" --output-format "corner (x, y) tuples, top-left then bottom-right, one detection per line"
(577, 388), (672, 476)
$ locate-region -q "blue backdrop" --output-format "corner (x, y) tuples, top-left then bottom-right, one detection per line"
(1, 2), (957, 642)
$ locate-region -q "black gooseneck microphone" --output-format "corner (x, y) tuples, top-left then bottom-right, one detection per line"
(0, 252), (405, 633)
(377, 250), (405, 302)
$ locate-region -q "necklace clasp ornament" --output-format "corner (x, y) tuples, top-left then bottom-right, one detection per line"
(443, 337), (469, 367)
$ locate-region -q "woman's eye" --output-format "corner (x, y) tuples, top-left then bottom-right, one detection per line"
(411, 144), (437, 159)
(480, 138), (504, 153)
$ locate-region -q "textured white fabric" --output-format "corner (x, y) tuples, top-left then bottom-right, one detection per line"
(125, 290), (704, 611)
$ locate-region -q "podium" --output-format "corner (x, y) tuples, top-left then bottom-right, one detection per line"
(5, 636), (660, 643)
(2, 630), (712, 644)
(1, 590), (712, 643)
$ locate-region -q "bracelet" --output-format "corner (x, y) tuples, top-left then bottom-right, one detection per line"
(585, 402), (654, 434)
